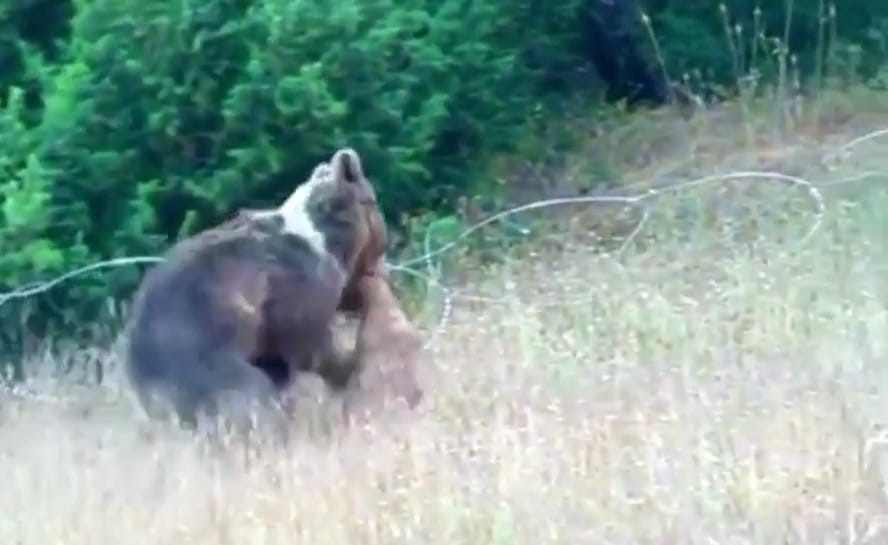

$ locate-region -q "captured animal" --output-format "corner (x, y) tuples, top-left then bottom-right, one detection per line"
(123, 148), (386, 441)
(341, 272), (426, 426)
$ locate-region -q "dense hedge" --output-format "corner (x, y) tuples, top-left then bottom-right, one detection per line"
(646, 0), (888, 92)
(0, 0), (591, 351)
(0, 0), (886, 356)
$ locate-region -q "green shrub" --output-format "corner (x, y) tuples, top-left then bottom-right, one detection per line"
(1, 0), (887, 357)
(0, 0), (589, 349)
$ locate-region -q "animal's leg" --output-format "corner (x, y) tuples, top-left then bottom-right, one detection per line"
(275, 325), (360, 392)
(313, 329), (361, 391)
(196, 357), (291, 450)
(339, 276), (425, 425)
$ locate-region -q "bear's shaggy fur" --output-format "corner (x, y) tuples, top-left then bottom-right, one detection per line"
(124, 148), (385, 439)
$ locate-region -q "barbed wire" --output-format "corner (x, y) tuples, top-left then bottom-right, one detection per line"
(832, 127), (888, 159)
(1, 125), (886, 403)
(0, 169), (821, 312)
(0, 257), (164, 308)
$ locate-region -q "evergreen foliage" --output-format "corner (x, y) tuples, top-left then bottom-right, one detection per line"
(0, 0), (885, 352)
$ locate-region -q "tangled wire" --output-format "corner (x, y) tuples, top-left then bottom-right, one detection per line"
(1, 126), (887, 403)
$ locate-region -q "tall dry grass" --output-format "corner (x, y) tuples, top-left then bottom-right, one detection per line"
(2, 98), (888, 544)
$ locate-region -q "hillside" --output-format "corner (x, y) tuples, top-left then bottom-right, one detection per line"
(2, 92), (887, 544)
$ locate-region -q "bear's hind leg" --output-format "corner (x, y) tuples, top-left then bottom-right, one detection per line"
(194, 358), (291, 452)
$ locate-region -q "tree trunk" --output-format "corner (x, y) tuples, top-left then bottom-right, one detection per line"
(583, 0), (671, 106)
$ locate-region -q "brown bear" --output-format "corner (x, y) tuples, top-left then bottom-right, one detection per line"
(252, 168), (427, 428)
(123, 148), (386, 441)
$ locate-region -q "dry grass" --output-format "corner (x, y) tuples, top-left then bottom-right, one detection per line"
(2, 98), (888, 544)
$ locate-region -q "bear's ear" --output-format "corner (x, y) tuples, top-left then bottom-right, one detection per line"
(331, 147), (365, 185)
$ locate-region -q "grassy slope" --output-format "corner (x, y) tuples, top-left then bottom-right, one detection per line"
(2, 89), (888, 544)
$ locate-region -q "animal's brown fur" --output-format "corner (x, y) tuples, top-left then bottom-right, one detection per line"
(246, 148), (391, 386)
(340, 274), (425, 424)
(335, 175), (389, 313)
(124, 148), (385, 440)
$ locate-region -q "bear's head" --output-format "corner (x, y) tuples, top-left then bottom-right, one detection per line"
(241, 148), (388, 310)
(321, 148), (389, 284)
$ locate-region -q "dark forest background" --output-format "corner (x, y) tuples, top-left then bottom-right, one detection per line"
(1, 0), (887, 364)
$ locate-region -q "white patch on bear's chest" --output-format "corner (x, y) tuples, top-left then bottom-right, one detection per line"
(273, 163), (344, 278)
(276, 169), (328, 256)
